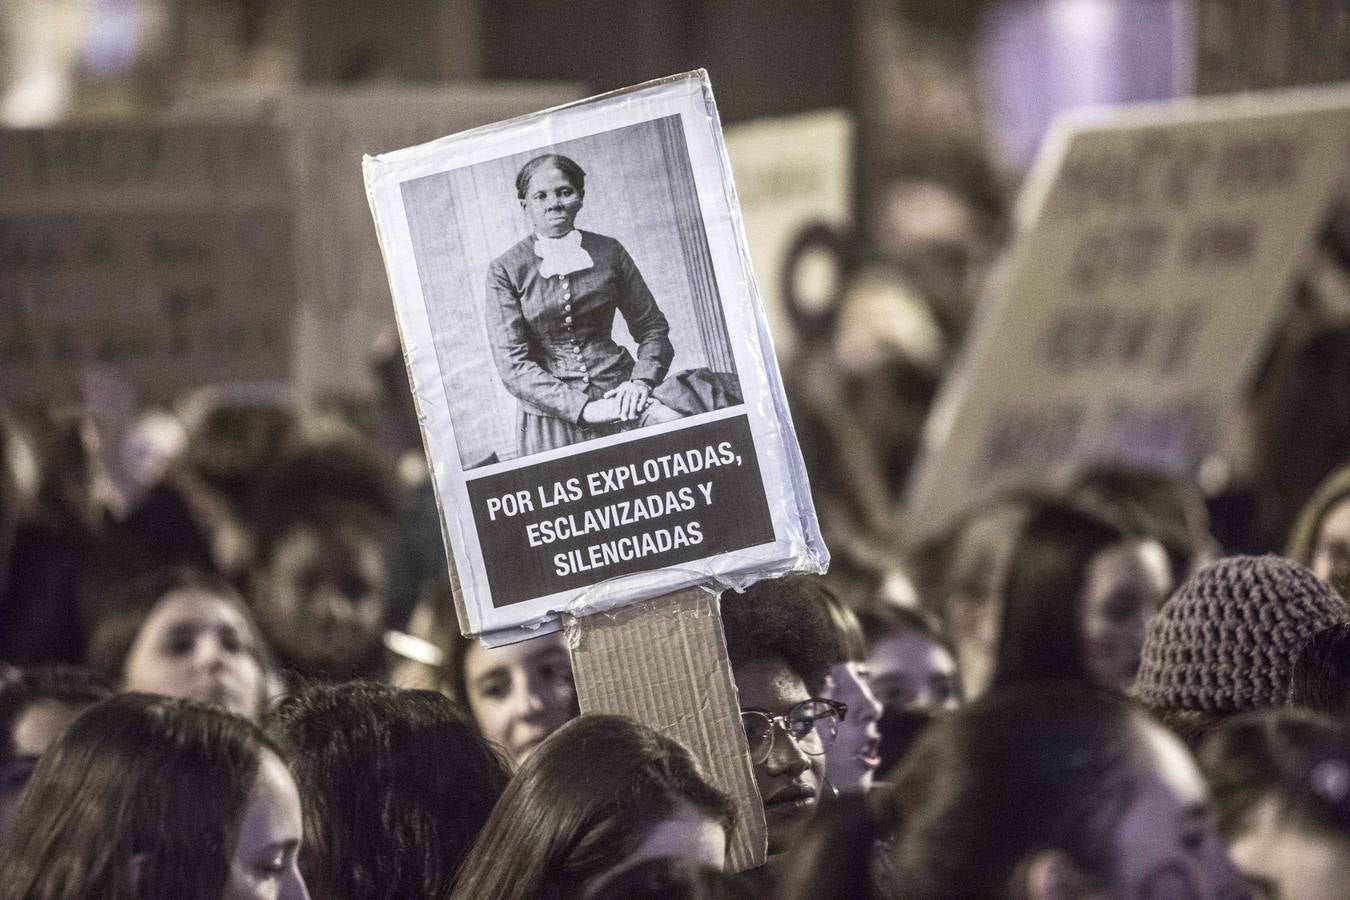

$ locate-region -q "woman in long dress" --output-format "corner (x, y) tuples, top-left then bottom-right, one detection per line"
(485, 153), (736, 456)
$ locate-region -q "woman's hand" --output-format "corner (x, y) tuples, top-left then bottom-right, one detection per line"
(604, 380), (653, 421)
(580, 398), (622, 425)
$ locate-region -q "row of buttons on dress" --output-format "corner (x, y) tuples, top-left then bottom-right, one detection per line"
(560, 276), (589, 384)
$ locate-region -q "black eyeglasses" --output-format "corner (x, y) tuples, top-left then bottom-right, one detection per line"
(740, 698), (849, 765)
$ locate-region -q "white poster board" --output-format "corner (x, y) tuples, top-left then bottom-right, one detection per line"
(0, 123), (294, 406)
(365, 72), (827, 642)
(906, 85), (1350, 539)
(725, 110), (854, 357)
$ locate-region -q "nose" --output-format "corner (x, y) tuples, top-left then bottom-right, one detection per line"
(284, 868), (311, 900)
(763, 722), (811, 777)
(510, 676), (548, 720)
(310, 585), (356, 625)
(191, 635), (228, 673)
(856, 681), (883, 726)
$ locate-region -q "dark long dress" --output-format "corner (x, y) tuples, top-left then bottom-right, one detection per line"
(485, 230), (674, 454)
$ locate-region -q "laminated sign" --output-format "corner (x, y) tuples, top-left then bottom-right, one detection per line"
(364, 71), (826, 642)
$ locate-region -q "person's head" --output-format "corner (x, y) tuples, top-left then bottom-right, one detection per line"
(1136, 555), (1350, 749)
(516, 153), (587, 239)
(797, 579), (883, 797)
(992, 500), (1171, 693)
(448, 628), (577, 766)
(0, 694), (308, 900)
(87, 566), (273, 720)
(1071, 463), (1217, 586)
(1286, 462), (1350, 595)
(1199, 710), (1350, 900)
(886, 684), (1245, 899)
(249, 416), (400, 682)
(267, 682), (508, 900)
(721, 579), (844, 854)
(1288, 623), (1350, 719)
(252, 499), (394, 682)
(857, 603), (959, 779)
(0, 667), (111, 844)
(450, 714), (735, 900)
(925, 493), (1040, 699)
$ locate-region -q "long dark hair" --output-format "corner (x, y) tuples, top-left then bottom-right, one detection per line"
(886, 684), (1147, 899)
(267, 682), (508, 900)
(990, 500), (1128, 690)
(0, 693), (280, 900)
(450, 715), (735, 900)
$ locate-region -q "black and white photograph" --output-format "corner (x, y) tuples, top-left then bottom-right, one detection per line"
(366, 73), (824, 638)
(400, 115), (743, 470)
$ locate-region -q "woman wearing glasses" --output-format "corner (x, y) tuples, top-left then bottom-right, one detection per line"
(721, 580), (849, 863)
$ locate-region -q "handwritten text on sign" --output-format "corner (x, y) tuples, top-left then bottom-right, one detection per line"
(467, 415), (776, 607)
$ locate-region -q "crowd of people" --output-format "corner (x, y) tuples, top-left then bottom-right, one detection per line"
(3, 174), (1350, 898)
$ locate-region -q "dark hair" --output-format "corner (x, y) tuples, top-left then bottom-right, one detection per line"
(450, 715), (735, 900)
(778, 797), (885, 900)
(0, 666), (112, 765)
(1287, 462), (1350, 570)
(1199, 709), (1350, 840)
(1289, 624), (1350, 718)
(720, 576), (848, 693)
(182, 402), (295, 516)
(1071, 463), (1211, 585)
(0, 694), (281, 900)
(587, 858), (756, 900)
(856, 602), (949, 657)
(267, 682), (507, 900)
(252, 416), (399, 566)
(915, 491), (1043, 622)
(515, 154), (586, 200)
(990, 500), (1130, 690)
(885, 684), (1150, 899)
(85, 566), (273, 705)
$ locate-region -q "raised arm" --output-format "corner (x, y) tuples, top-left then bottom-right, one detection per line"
(483, 259), (589, 424)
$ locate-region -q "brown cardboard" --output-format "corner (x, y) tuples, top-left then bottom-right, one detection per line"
(566, 588), (767, 871)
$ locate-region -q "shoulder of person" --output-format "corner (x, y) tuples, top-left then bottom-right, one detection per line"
(489, 235), (541, 278)
(578, 230), (628, 262)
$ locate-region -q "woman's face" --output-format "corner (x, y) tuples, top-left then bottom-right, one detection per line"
(123, 589), (266, 720)
(522, 165), (584, 238)
(1105, 720), (1246, 900)
(866, 630), (960, 715)
(734, 657), (826, 856)
(256, 523), (391, 678)
(819, 661), (882, 796)
(1228, 796), (1350, 900)
(1311, 496), (1350, 592)
(1079, 539), (1171, 692)
(463, 632), (576, 765)
(223, 750), (309, 900)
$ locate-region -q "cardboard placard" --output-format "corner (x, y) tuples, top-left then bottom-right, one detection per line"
(364, 71), (826, 643)
(0, 123), (295, 405)
(725, 110), (854, 357)
(906, 85), (1350, 539)
(565, 588), (765, 870)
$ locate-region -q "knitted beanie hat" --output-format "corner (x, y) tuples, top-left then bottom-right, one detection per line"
(1135, 555), (1350, 712)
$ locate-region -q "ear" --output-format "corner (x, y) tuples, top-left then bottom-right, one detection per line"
(1022, 849), (1091, 900)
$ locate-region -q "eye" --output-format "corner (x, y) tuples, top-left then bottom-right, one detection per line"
(253, 848), (289, 876)
(476, 675), (510, 701)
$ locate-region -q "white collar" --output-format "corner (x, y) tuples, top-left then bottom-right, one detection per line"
(534, 229), (594, 278)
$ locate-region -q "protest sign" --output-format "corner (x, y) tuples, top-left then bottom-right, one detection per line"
(725, 110), (854, 357)
(0, 122), (294, 406)
(905, 85), (1350, 540)
(1193, 2), (1350, 95)
(364, 70), (826, 642)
